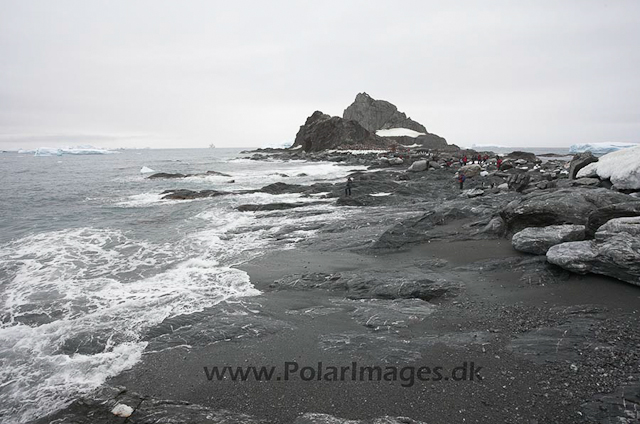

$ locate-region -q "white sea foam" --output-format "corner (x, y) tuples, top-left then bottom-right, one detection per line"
(0, 227), (259, 422)
(115, 192), (168, 207)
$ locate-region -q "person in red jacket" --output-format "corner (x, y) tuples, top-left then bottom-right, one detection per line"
(496, 156), (503, 170)
(462, 155), (468, 165)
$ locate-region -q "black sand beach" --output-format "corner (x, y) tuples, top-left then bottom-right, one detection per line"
(106, 237), (640, 423)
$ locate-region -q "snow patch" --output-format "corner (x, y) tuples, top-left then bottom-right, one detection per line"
(376, 128), (426, 138)
(369, 192), (392, 197)
(576, 144), (640, 189)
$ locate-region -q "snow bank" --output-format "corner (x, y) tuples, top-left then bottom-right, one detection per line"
(576, 144), (640, 189)
(569, 142), (638, 155)
(325, 149), (386, 154)
(376, 128), (426, 138)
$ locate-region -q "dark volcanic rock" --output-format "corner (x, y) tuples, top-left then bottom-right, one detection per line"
(342, 92), (427, 133)
(270, 270), (459, 301)
(29, 385), (269, 424)
(237, 202), (324, 212)
(291, 110), (387, 152)
(506, 173), (531, 192)
(568, 151), (598, 179)
(505, 151), (539, 163)
(148, 172), (187, 179)
(585, 201), (640, 235)
(500, 188), (635, 233)
(160, 189), (227, 200)
(148, 170), (232, 179)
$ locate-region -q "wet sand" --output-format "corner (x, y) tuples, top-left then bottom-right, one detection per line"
(110, 238), (640, 423)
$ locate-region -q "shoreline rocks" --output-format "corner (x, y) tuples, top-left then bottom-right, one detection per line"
(512, 225), (586, 255)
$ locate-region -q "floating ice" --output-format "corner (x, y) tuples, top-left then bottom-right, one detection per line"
(33, 145), (117, 156)
(140, 166), (155, 173)
(569, 142), (638, 155)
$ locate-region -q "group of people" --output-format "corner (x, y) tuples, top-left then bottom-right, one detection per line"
(459, 154), (491, 166)
(342, 152), (504, 196)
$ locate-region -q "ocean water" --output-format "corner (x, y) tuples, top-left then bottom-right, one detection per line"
(0, 148), (364, 423)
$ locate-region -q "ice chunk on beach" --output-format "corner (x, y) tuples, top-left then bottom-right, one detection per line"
(576, 144), (640, 189)
(140, 166), (155, 174)
(569, 142), (638, 155)
(112, 404), (134, 417)
(376, 128), (426, 138)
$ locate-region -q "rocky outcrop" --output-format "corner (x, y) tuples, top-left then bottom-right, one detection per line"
(160, 189), (227, 200)
(270, 270), (458, 301)
(505, 151), (539, 163)
(343, 92), (427, 133)
(291, 111), (387, 152)
(511, 225), (586, 255)
(148, 170), (231, 179)
(237, 202), (324, 212)
(500, 188), (636, 233)
(547, 218), (640, 286)
(568, 152), (598, 179)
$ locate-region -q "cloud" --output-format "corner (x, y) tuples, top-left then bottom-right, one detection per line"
(1, 0), (639, 149)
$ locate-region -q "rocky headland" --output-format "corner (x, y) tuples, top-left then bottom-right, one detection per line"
(31, 96), (640, 424)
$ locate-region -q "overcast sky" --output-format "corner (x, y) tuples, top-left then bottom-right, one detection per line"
(1, 0), (639, 149)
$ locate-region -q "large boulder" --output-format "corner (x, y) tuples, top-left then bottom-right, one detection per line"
(291, 111), (387, 152)
(512, 225), (586, 255)
(506, 173), (531, 192)
(500, 188), (636, 233)
(585, 202), (640, 235)
(343, 92), (427, 133)
(407, 160), (428, 172)
(547, 218), (640, 286)
(575, 144), (640, 189)
(458, 164), (482, 177)
(597, 216), (640, 236)
(506, 151), (539, 163)
(568, 152), (598, 179)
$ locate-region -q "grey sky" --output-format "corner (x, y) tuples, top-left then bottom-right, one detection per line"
(1, 0), (639, 149)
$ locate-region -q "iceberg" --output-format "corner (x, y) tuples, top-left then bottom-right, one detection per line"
(33, 145), (117, 156)
(140, 166), (155, 174)
(576, 144), (640, 189)
(34, 147), (63, 156)
(569, 142), (638, 155)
